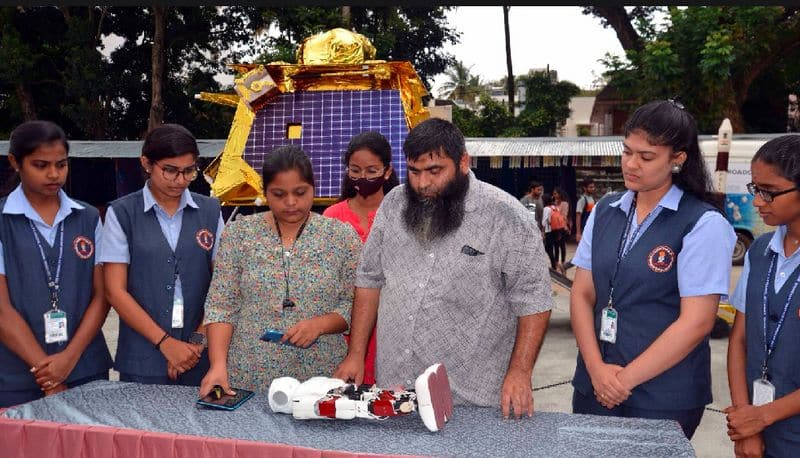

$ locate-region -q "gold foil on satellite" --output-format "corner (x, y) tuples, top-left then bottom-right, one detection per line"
(205, 100), (265, 205)
(296, 28), (376, 65)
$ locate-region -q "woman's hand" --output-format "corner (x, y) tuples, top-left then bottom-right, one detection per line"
(733, 433), (765, 458)
(283, 319), (323, 348)
(199, 365), (234, 399)
(159, 337), (201, 374)
(726, 404), (769, 440)
(43, 383), (68, 397)
(588, 363), (631, 408)
(32, 351), (79, 390)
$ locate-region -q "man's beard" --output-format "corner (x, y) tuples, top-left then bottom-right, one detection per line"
(402, 170), (469, 243)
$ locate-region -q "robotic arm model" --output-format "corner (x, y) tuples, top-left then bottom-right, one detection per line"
(268, 363), (453, 432)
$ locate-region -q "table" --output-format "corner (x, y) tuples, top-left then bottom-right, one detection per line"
(1, 381), (694, 457)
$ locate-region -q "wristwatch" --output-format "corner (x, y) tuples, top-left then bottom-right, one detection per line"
(188, 332), (207, 349)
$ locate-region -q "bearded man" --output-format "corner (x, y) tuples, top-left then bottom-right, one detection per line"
(334, 118), (553, 418)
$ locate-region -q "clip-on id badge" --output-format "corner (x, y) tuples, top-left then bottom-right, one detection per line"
(44, 308), (68, 344)
(753, 378), (776, 406)
(172, 296), (184, 328)
(600, 304), (618, 344)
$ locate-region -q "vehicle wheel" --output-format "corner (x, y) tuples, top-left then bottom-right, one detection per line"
(732, 232), (751, 266)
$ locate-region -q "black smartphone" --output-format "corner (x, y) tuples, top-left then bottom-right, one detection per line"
(196, 387), (254, 411)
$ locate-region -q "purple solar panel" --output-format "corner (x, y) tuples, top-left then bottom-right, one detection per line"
(243, 89), (409, 198)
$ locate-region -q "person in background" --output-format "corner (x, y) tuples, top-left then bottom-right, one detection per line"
(520, 181), (544, 232)
(323, 131), (398, 386)
(575, 178), (596, 242)
(569, 99), (735, 439)
(102, 124), (224, 386)
(0, 121), (112, 407)
(334, 118), (553, 419)
(726, 135), (800, 457)
(200, 145), (361, 397)
(541, 193), (561, 271)
(551, 187), (570, 273)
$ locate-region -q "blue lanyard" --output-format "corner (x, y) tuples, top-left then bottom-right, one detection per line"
(760, 253), (800, 379)
(608, 193), (656, 306)
(29, 220), (65, 310)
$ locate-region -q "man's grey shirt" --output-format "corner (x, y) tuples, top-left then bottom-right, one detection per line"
(356, 171), (553, 406)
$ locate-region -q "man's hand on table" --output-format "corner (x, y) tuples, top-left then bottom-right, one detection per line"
(501, 367), (533, 419)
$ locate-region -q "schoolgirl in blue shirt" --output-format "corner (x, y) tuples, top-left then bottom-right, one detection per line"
(101, 124), (223, 385)
(570, 100), (736, 439)
(0, 121), (112, 407)
(727, 135), (800, 457)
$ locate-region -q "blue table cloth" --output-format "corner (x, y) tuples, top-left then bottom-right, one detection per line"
(3, 381), (694, 457)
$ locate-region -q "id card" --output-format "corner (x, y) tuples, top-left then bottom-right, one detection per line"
(752, 378), (775, 406)
(172, 296), (184, 329)
(44, 309), (68, 343)
(600, 306), (618, 344)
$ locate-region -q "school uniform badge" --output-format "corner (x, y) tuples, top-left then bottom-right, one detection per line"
(647, 245), (675, 273)
(196, 228), (214, 251)
(72, 236), (94, 260)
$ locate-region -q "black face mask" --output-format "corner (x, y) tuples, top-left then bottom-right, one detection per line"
(349, 175), (386, 198)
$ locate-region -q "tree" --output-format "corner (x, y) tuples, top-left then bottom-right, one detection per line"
(438, 61), (485, 108)
(104, 6), (264, 139)
(451, 104), (481, 137)
(516, 71), (580, 136)
(256, 7), (460, 89)
(503, 6), (514, 114)
(477, 95), (514, 137)
(587, 6), (800, 133)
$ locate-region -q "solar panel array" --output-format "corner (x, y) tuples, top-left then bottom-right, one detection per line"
(243, 89), (409, 198)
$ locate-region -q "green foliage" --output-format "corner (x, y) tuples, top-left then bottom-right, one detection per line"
(516, 72), (580, 136)
(451, 104), (481, 137)
(477, 95), (513, 137)
(438, 61), (485, 108)
(593, 6), (800, 133)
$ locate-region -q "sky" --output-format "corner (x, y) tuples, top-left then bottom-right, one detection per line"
(430, 6), (626, 95)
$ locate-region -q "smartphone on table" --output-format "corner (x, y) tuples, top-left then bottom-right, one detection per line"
(196, 385), (255, 411)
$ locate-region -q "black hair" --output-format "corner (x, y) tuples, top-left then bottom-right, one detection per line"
(262, 144), (315, 189)
(403, 117), (466, 165)
(141, 123), (199, 162)
(2, 121), (69, 197)
(752, 135), (800, 187)
(542, 193), (553, 207)
(552, 186), (568, 203)
(580, 178), (595, 190)
(337, 131), (399, 201)
(8, 120), (69, 162)
(529, 180), (542, 191)
(623, 99), (721, 210)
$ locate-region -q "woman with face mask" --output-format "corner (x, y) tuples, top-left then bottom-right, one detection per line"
(323, 131), (399, 385)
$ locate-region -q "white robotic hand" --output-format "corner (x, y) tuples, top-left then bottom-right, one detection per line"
(267, 363), (453, 432)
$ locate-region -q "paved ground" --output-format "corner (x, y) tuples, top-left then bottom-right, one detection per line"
(100, 241), (738, 457)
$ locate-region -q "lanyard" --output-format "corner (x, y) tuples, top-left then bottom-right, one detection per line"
(608, 193), (656, 306)
(274, 213), (309, 309)
(29, 220), (65, 310)
(760, 253), (800, 379)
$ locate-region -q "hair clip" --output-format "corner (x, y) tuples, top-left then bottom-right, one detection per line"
(667, 97), (685, 110)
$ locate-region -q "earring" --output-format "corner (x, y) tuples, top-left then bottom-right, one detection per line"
(671, 164), (682, 174)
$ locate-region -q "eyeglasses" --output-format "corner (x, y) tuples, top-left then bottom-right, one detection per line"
(154, 162), (199, 182)
(746, 182), (798, 203)
(346, 165), (386, 181)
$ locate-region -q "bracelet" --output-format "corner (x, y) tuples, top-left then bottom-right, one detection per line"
(155, 332), (170, 350)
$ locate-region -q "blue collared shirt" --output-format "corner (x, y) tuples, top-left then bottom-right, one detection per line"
(0, 185), (103, 275)
(99, 183), (224, 309)
(572, 185), (736, 299)
(730, 225), (800, 313)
